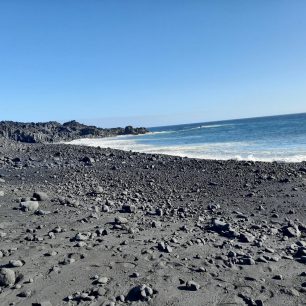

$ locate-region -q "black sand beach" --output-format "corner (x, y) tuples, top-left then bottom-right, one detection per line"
(1, 135), (306, 306)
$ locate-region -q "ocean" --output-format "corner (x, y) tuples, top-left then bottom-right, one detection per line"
(69, 113), (306, 162)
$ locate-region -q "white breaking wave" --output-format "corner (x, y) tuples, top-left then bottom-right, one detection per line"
(187, 124), (234, 131)
(146, 130), (176, 135)
(66, 137), (306, 163)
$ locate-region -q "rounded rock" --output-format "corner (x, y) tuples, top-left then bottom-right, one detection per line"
(0, 268), (16, 286)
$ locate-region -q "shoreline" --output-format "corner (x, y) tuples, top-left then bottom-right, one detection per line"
(0, 139), (306, 305)
(65, 137), (306, 164)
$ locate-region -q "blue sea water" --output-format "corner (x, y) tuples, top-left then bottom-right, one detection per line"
(69, 113), (306, 162)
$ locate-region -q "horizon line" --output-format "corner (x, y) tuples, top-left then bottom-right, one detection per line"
(147, 111), (306, 129)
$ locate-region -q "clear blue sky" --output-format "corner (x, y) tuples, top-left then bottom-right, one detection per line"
(0, 1), (305, 127)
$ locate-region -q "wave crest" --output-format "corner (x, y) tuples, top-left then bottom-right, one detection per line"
(67, 138), (306, 163)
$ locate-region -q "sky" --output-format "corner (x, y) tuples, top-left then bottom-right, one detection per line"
(0, 1), (306, 128)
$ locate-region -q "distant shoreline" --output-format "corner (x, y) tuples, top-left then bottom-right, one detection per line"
(66, 112), (306, 163)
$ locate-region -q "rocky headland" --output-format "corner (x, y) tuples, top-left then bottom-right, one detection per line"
(0, 128), (306, 305)
(0, 120), (148, 143)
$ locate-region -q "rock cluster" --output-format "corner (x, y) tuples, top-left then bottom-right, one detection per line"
(0, 120), (148, 143)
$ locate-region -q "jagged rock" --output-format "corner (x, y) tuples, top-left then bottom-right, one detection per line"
(0, 120), (148, 143)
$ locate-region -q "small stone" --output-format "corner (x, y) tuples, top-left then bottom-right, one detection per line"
(18, 290), (32, 297)
(33, 191), (49, 201)
(272, 274), (283, 280)
(241, 258), (256, 265)
(45, 251), (57, 257)
(265, 247), (275, 253)
(62, 258), (75, 265)
(280, 288), (300, 296)
(0, 268), (15, 286)
(20, 201), (39, 211)
(97, 276), (109, 284)
(283, 225), (301, 238)
(35, 210), (51, 216)
(82, 156), (95, 164)
(97, 287), (107, 296)
(240, 233), (255, 243)
(102, 205), (110, 212)
(114, 216), (128, 224)
(152, 220), (162, 228)
(126, 284), (155, 301)
(122, 204), (137, 213)
(33, 301), (53, 306)
(75, 233), (89, 241)
(9, 260), (24, 267)
(165, 245), (173, 253)
(186, 280), (200, 291)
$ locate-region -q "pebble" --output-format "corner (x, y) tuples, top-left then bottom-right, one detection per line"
(20, 200), (39, 211)
(33, 301), (53, 306)
(283, 225), (301, 238)
(158, 241), (173, 253)
(272, 274), (283, 280)
(33, 191), (49, 201)
(97, 276), (109, 284)
(0, 268), (15, 286)
(122, 204), (137, 213)
(18, 290), (32, 297)
(9, 260), (24, 267)
(186, 280), (201, 291)
(240, 258), (256, 265)
(75, 232), (90, 241)
(114, 216), (128, 224)
(240, 232), (255, 243)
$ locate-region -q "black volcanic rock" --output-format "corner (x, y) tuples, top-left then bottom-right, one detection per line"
(124, 125), (147, 135)
(0, 120), (148, 143)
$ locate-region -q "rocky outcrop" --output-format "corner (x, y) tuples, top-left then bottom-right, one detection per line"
(0, 120), (148, 143)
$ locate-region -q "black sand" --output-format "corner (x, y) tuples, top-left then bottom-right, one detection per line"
(0, 138), (306, 305)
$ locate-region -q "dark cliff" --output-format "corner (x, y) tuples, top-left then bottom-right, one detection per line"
(0, 120), (148, 143)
